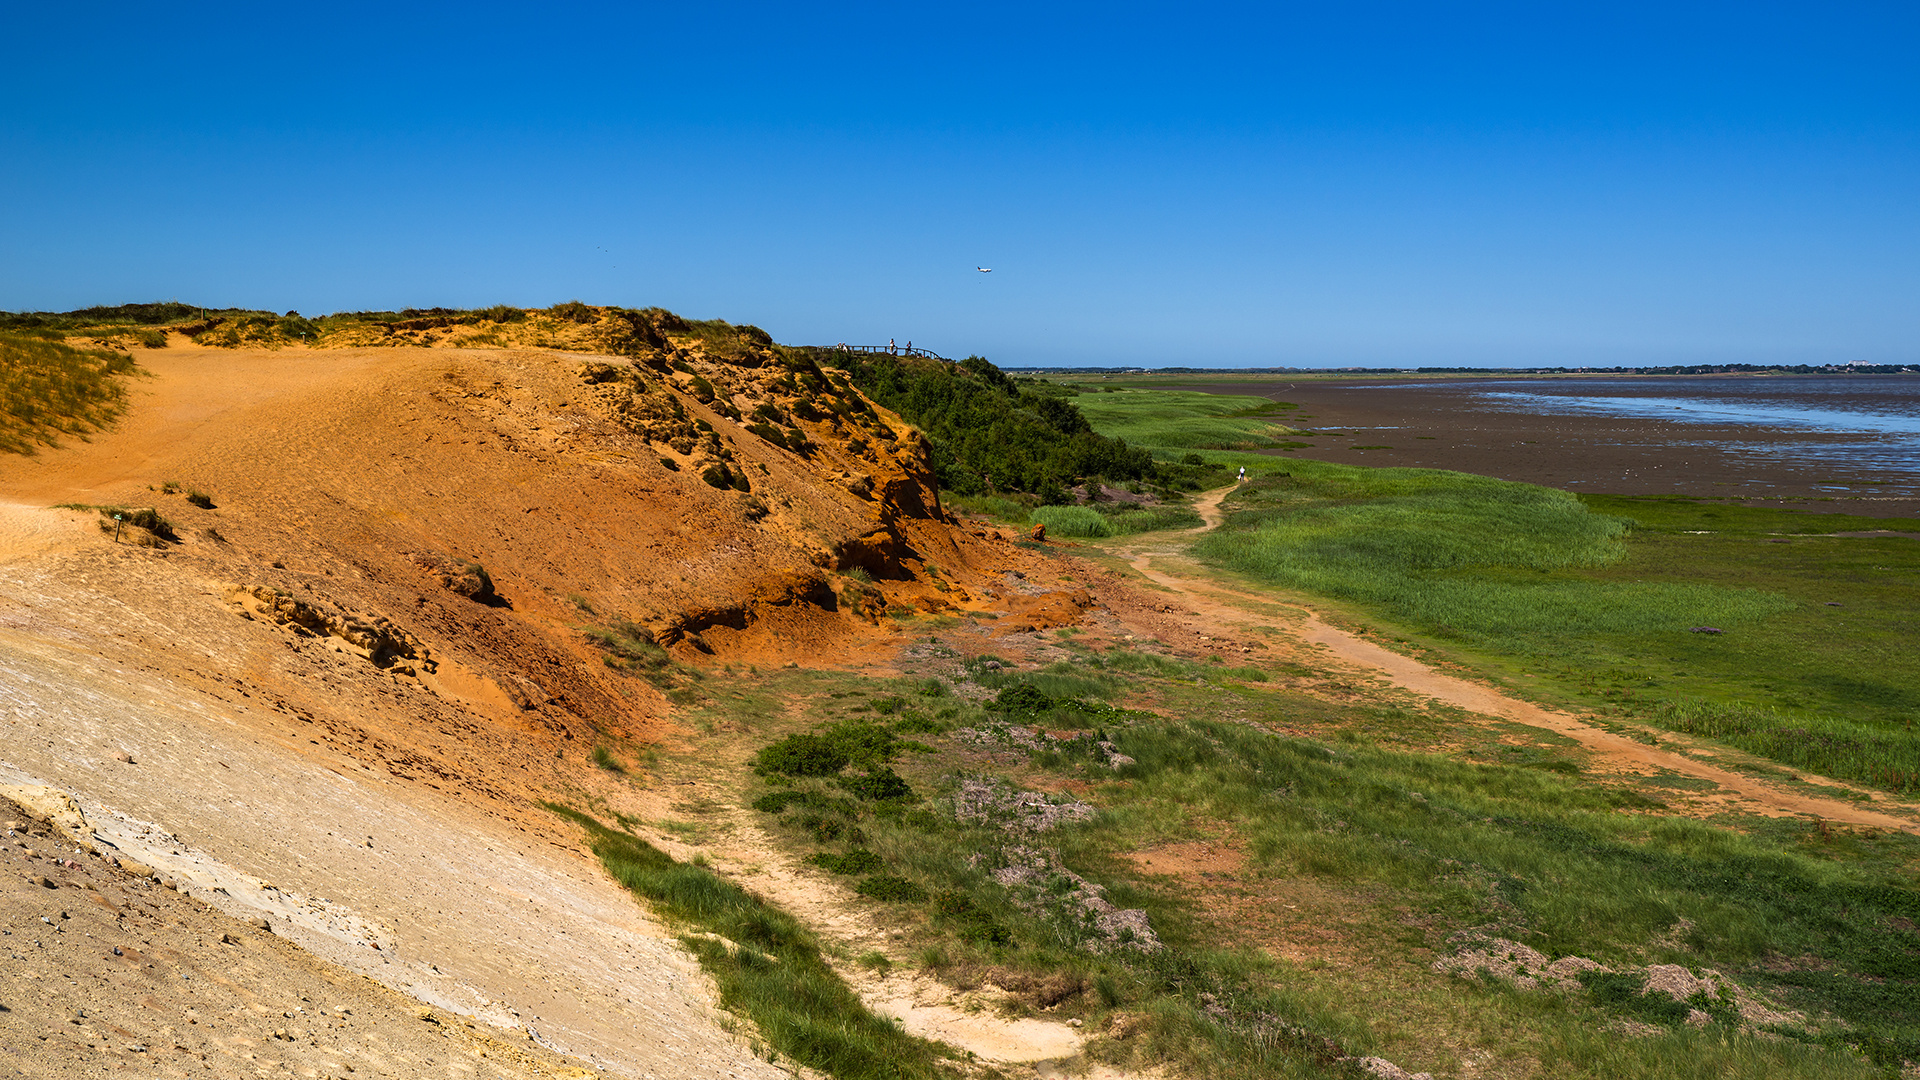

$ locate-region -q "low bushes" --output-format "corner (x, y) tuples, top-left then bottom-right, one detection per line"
(755, 720), (902, 778)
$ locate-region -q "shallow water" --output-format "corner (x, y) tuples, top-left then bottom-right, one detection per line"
(1362, 375), (1920, 490)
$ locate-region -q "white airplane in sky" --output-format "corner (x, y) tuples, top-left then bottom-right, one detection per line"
(976, 266), (993, 272)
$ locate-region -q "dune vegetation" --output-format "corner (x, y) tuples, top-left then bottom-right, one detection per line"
(0, 332), (142, 454)
(647, 649), (1915, 1080)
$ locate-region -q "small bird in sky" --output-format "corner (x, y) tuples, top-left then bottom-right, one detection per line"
(976, 266), (993, 273)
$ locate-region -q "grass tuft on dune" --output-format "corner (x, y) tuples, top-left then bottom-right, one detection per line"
(0, 332), (140, 454)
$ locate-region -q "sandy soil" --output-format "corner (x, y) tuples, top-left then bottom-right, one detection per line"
(1, 794), (598, 1080)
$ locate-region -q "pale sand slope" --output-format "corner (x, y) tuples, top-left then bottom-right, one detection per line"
(0, 511), (781, 1080)
(2, 790), (599, 1080)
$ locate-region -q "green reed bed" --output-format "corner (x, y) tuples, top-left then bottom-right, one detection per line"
(1070, 388), (1306, 451)
(955, 497), (1203, 538)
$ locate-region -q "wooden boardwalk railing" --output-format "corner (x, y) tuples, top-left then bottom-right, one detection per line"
(821, 344), (951, 362)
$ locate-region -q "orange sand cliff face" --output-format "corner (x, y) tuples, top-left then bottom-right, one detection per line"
(0, 327), (1074, 1077)
(1, 330), (1028, 765)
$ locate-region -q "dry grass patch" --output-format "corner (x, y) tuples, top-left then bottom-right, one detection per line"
(0, 332), (139, 454)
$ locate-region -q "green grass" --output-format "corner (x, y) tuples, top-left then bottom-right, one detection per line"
(1071, 389), (1304, 451)
(0, 332), (140, 454)
(549, 805), (946, 1079)
(1097, 710), (1915, 1074)
(712, 661), (1905, 1079)
(1195, 469), (1794, 643)
(1194, 472), (1920, 794)
(582, 619), (676, 686)
(1031, 505), (1114, 537)
(965, 499), (1203, 538)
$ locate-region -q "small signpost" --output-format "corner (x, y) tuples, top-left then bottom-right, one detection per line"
(112, 513), (124, 543)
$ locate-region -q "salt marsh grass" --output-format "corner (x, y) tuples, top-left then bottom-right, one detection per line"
(1072, 389), (1304, 451)
(1194, 469), (1793, 644)
(1031, 505), (1113, 537)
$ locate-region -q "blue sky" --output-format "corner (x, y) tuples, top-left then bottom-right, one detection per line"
(4, 2), (1915, 367)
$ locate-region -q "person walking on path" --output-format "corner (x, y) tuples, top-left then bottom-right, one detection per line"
(1237, 466), (1247, 483)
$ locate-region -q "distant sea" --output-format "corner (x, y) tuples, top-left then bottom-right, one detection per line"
(1363, 374), (1920, 494)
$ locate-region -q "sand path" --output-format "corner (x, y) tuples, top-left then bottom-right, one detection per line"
(1110, 486), (1920, 835)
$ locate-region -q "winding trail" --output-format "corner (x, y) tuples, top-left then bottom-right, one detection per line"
(1110, 486), (1920, 835)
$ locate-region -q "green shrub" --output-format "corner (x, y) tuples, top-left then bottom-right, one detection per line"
(933, 890), (1013, 945)
(752, 790), (856, 815)
(807, 849), (883, 875)
(756, 733), (850, 777)
(755, 721), (900, 777)
(832, 352), (1155, 496)
(840, 768), (914, 802)
(185, 489), (215, 509)
(700, 462), (750, 491)
(890, 712), (946, 735)
(792, 812), (848, 843)
(856, 875), (928, 903)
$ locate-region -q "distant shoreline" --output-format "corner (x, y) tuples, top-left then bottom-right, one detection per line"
(1019, 364), (1920, 379)
(1152, 375), (1920, 522)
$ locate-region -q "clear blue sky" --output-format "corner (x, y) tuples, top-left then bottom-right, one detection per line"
(4, 2), (1915, 368)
